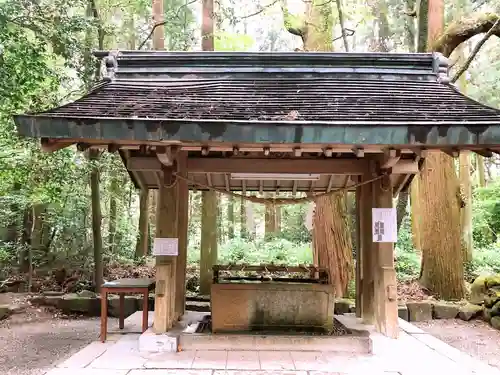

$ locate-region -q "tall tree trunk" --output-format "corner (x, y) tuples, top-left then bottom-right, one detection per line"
(313, 194), (353, 297)
(264, 195), (278, 238)
(89, 149), (103, 291)
(227, 196), (234, 239)
(108, 170), (118, 254)
(418, 153), (464, 299)
(282, 0), (353, 296)
(418, 0), (464, 299)
(410, 179), (421, 252)
(135, 188), (150, 258)
(404, 0), (416, 52)
(477, 156), (486, 187)
(457, 39), (473, 262)
(396, 191), (409, 233)
(240, 196), (247, 238)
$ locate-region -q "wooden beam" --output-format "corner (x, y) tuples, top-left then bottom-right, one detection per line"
(355, 186), (362, 318)
(128, 157), (162, 171)
(187, 158), (369, 174)
(391, 160), (419, 174)
(372, 173), (399, 338)
(360, 170), (374, 324)
(40, 138), (75, 152)
(175, 152), (189, 319)
(154, 164), (179, 333)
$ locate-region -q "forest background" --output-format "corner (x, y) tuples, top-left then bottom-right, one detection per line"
(1, 0), (500, 301)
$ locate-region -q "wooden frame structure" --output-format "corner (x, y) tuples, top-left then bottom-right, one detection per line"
(14, 51), (500, 339)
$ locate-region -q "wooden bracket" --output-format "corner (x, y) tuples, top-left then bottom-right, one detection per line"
(156, 145), (179, 166)
(380, 148), (401, 169)
(352, 146), (365, 158)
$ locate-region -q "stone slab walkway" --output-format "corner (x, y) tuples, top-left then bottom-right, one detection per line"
(41, 316), (500, 375)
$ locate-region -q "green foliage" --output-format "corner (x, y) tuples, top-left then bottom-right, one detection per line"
(188, 238), (312, 266)
(472, 180), (500, 247)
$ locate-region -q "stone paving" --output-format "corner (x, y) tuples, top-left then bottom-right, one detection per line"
(41, 315), (500, 375)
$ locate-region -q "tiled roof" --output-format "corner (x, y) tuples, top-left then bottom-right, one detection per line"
(39, 78), (500, 124)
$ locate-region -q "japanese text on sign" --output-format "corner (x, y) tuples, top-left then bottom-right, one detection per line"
(372, 208), (397, 243)
(153, 238), (179, 256)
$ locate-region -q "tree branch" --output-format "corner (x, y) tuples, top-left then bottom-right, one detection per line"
(335, 0), (349, 51)
(451, 18), (500, 83)
(241, 0), (281, 19)
(433, 12), (500, 57)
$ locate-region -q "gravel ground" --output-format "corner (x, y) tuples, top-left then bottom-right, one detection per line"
(0, 318), (105, 375)
(414, 319), (500, 370)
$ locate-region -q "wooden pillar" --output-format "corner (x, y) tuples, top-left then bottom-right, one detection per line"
(359, 172), (374, 324)
(372, 174), (399, 338)
(199, 190), (218, 295)
(176, 152), (189, 319)
(355, 186), (362, 318)
(154, 167), (179, 333)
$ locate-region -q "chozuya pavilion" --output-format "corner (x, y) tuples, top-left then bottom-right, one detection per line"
(13, 51), (500, 344)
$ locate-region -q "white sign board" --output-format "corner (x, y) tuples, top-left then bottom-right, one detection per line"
(153, 238), (179, 256)
(372, 208), (397, 243)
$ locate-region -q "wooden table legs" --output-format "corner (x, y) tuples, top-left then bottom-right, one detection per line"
(101, 290), (108, 343)
(100, 288), (150, 343)
(142, 291), (149, 333)
(119, 293), (125, 330)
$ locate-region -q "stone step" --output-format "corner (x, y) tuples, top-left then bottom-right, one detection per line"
(179, 332), (371, 353)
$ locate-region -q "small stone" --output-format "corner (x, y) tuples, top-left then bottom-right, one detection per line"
(406, 301), (433, 322)
(458, 303), (483, 321)
(0, 305), (10, 320)
(433, 302), (459, 319)
(334, 298), (355, 315)
(491, 316), (500, 330)
(398, 305), (409, 321)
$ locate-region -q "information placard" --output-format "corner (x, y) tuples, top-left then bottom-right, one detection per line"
(153, 237), (179, 256)
(372, 208), (397, 243)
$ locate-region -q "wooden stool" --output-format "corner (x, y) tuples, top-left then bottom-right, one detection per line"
(100, 278), (155, 342)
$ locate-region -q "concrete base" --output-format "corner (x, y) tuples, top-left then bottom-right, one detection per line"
(139, 312), (372, 354)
